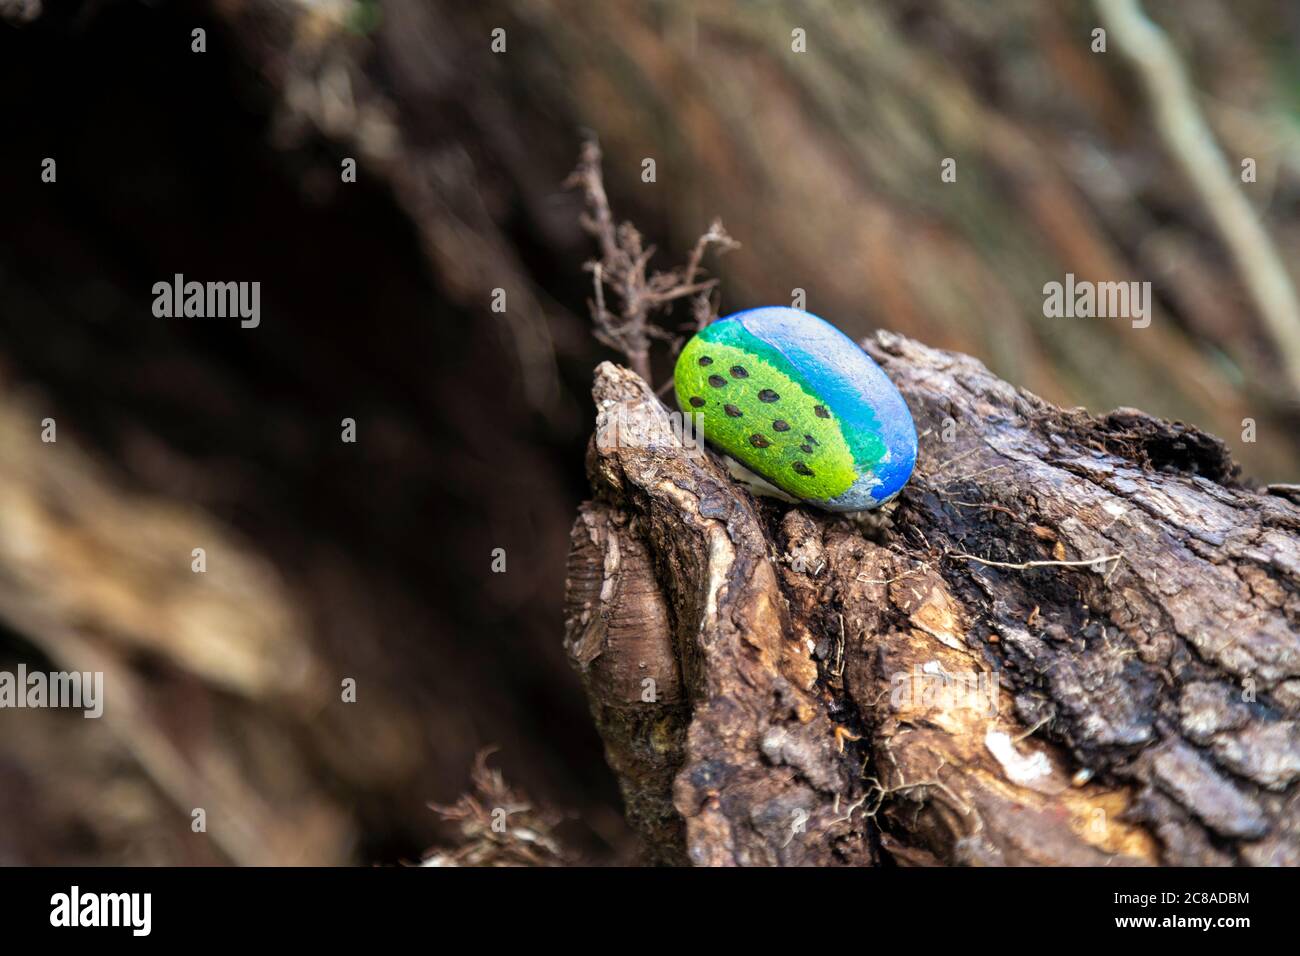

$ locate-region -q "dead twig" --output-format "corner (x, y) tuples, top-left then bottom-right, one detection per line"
(423, 748), (568, 867)
(1096, 0), (1300, 395)
(566, 137), (738, 384)
(949, 551), (1123, 572)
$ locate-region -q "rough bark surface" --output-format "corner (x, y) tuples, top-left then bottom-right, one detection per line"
(564, 332), (1300, 866)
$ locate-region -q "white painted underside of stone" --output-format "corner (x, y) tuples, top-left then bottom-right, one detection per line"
(725, 455), (890, 513)
(724, 456), (799, 503)
(825, 469), (887, 511)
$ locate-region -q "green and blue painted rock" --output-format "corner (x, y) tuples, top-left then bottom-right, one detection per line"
(674, 307), (916, 511)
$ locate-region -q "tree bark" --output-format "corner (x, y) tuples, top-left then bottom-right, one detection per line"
(564, 332), (1300, 866)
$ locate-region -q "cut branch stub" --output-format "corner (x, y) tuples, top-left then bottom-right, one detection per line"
(565, 334), (1300, 866)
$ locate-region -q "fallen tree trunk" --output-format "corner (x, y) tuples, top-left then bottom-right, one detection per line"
(564, 332), (1300, 866)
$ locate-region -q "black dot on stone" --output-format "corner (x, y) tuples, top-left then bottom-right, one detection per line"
(689, 396), (705, 408)
(724, 404), (743, 418)
(698, 356), (714, 366)
(758, 389), (780, 403)
(708, 374), (727, 387)
(773, 419), (790, 432)
(793, 461), (815, 476)
(801, 443), (814, 454)
(730, 366), (748, 379)
(814, 405), (830, 418)
(750, 434), (771, 448)
(804, 434), (819, 445)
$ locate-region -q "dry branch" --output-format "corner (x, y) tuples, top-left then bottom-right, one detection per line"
(423, 750), (569, 867)
(1096, 0), (1300, 396)
(565, 337), (1300, 866)
(566, 139), (737, 383)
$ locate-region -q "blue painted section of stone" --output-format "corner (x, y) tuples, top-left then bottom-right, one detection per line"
(724, 306), (917, 508)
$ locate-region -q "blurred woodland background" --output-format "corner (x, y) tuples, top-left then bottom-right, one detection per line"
(0, 0), (1298, 864)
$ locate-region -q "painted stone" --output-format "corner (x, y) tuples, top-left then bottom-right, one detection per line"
(673, 307), (917, 511)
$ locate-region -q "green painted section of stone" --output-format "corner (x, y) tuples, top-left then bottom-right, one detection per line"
(675, 333), (859, 500)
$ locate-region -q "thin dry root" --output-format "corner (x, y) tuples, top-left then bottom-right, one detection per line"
(566, 137), (738, 384)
